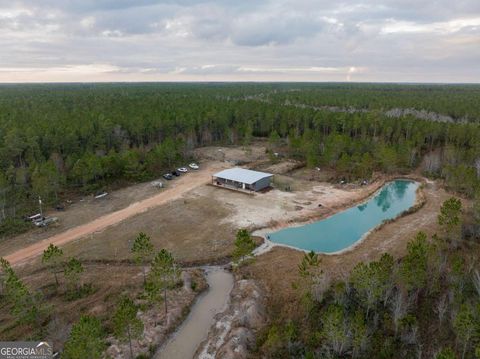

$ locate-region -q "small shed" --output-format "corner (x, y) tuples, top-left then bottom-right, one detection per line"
(212, 168), (273, 192)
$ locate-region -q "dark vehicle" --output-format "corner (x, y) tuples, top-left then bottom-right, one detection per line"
(163, 173), (174, 180)
(171, 170), (180, 177)
(55, 204), (65, 211)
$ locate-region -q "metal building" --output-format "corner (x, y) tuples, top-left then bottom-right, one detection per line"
(212, 168), (273, 192)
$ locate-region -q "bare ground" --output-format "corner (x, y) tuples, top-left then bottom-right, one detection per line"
(1, 144), (270, 264)
(3, 162), (229, 265)
(62, 192), (237, 264)
(193, 144), (267, 164)
(57, 170), (387, 265)
(0, 178), (169, 252)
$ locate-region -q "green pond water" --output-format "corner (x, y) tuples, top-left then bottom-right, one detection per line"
(268, 180), (419, 253)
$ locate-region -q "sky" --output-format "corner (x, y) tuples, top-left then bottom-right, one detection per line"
(0, 0), (479, 83)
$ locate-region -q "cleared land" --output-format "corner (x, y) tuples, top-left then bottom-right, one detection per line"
(58, 164), (385, 264)
(2, 144), (428, 268)
(3, 162), (227, 265)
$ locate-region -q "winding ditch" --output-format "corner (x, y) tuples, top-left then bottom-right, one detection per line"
(155, 267), (234, 359)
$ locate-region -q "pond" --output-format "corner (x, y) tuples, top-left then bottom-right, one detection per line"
(268, 180), (419, 253)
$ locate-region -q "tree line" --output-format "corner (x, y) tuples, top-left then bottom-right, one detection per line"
(0, 83), (479, 236)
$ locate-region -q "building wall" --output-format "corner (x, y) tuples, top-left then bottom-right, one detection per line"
(253, 176), (272, 191)
(214, 175), (272, 192)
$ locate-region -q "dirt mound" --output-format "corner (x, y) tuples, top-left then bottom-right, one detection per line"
(195, 279), (266, 359)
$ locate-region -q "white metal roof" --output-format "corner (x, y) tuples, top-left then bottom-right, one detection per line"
(213, 168), (273, 185)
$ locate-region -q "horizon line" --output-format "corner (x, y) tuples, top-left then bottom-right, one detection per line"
(0, 80), (480, 86)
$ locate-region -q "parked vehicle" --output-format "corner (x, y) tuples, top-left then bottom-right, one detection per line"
(177, 167), (188, 173)
(171, 170), (180, 177)
(189, 163), (199, 170)
(163, 173), (173, 180)
(35, 216), (58, 227)
(151, 181), (164, 188)
(26, 213), (43, 222)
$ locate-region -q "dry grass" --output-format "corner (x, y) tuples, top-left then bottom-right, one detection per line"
(62, 194), (237, 265)
(0, 259), (207, 351)
(1, 260), (144, 342)
(0, 179), (163, 257)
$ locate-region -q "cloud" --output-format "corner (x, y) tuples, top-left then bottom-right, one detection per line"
(0, 0), (479, 82)
(380, 17), (480, 35)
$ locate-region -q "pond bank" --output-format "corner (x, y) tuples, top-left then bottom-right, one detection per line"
(195, 278), (267, 359)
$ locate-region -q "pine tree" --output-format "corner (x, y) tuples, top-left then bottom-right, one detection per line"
(112, 296), (144, 359)
(64, 258), (84, 294)
(42, 243), (64, 286)
(63, 315), (106, 359)
(2, 258), (41, 324)
(453, 304), (477, 359)
(438, 197), (462, 243)
(232, 229), (256, 265)
(350, 253), (394, 317)
(147, 249), (179, 315)
(435, 347), (457, 359)
(398, 232), (429, 296)
(131, 232), (154, 285)
(321, 304), (349, 356)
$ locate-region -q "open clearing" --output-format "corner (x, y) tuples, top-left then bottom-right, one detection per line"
(3, 162), (227, 265)
(2, 143), (436, 269)
(57, 163), (385, 265)
(3, 143), (387, 267)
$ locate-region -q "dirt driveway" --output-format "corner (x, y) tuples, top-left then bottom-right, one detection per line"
(5, 162), (227, 266)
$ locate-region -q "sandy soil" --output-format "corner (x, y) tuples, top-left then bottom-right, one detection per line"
(223, 176), (385, 230)
(3, 162), (228, 265)
(54, 167), (386, 265)
(157, 268), (233, 359)
(1, 144), (271, 264)
(108, 270), (208, 359)
(253, 159), (303, 175)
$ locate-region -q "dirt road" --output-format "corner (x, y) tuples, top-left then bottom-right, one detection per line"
(5, 163), (225, 266)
